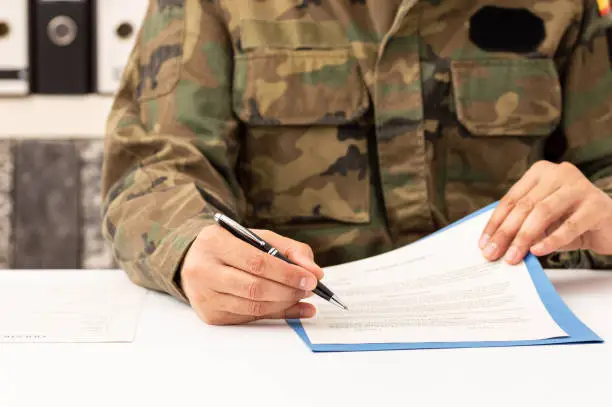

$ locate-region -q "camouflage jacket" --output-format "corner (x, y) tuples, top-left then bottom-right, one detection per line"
(102, 0), (612, 302)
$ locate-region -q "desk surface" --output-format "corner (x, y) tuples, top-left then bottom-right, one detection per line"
(0, 269), (610, 407)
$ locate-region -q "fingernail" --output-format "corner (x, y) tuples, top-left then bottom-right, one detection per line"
(479, 234), (490, 249)
(483, 242), (498, 259)
(302, 291), (314, 298)
(531, 242), (546, 253)
(300, 307), (315, 318)
(505, 246), (518, 263)
(300, 277), (316, 290)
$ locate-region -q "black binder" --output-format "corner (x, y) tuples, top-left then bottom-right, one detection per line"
(31, 0), (93, 94)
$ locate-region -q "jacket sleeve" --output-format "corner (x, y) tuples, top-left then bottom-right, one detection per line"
(101, 0), (245, 302)
(542, 1), (612, 269)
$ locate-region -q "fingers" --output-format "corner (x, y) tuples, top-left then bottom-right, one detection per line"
(265, 302), (317, 320)
(478, 161), (594, 264)
(556, 239), (583, 252)
(212, 228), (320, 291)
(182, 225), (323, 326)
(193, 291), (316, 326)
(256, 230), (325, 280)
(479, 165), (540, 249)
(208, 291), (301, 318)
(530, 203), (597, 256)
(205, 265), (313, 302)
(487, 186), (577, 264)
(478, 160), (609, 264)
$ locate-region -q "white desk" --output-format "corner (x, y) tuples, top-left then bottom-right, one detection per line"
(0, 269), (610, 407)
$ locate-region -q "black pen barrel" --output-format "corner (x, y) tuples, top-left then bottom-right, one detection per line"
(313, 283), (333, 301)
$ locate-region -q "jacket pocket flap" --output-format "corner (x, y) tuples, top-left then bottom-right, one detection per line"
(450, 59), (562, 136)
(233, 48), (369, 126)
(241, 19), (350, 50)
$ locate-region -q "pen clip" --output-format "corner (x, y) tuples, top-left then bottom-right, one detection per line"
(215, 213), (266, 247)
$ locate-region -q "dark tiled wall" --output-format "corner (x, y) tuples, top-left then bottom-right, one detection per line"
(79, 141), (114, 268)
(1, 139), (114, 270)
(0, 142), (12, 268)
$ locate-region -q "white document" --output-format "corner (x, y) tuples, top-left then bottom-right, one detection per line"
(0, 0), (29, 95)
(301, 209), (568, 345)
(96, 0), (147, 94)
(0, 270), (147, 343)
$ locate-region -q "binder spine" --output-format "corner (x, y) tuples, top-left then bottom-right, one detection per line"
(32, 0), (93, 94)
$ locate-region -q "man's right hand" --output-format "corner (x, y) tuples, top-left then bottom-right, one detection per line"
(180, 224), (325, 326)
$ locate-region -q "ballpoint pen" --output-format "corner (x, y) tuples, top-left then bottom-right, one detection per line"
(213, 212), (349, 311)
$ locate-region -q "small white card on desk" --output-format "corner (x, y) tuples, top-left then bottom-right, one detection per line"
(0, 270), (147, 343)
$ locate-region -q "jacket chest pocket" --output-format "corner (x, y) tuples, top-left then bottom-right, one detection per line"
(231, 20), (373, 226)
(232, 48), (370, 125)
(447, 58), (562, 185)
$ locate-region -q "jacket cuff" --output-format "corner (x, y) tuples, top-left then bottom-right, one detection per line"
(538, 250), (612, 270)
(149, 215), (215, 303)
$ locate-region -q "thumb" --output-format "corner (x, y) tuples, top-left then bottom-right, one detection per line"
(256, 230), (324, 280)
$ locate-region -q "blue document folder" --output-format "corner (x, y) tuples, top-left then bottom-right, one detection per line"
(287, 202), (603, 352)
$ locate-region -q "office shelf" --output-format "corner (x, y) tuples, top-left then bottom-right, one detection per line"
(0, 95), (114, 139)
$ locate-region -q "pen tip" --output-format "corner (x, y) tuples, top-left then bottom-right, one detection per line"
(330, 296), (349, 311)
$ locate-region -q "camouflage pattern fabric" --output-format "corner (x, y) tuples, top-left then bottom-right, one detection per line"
(101, 0), (612, 302)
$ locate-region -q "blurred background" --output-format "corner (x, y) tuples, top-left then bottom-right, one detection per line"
(0, 0), (147, 270)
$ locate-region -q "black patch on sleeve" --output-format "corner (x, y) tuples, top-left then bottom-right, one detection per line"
(469, 6), (545, 54)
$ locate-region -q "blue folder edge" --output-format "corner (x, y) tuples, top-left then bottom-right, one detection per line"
(287, 202), (603, 352)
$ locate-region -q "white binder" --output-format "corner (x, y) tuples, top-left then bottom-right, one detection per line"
(96, 0), (147, 95)
(0, 0), (29, 95)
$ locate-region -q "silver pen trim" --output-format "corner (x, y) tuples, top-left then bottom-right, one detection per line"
(329, 295), (349, 310)
(214, 213), (265, 247)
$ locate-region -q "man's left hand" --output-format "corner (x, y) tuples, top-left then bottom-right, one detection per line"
(480, 161), (612, 264)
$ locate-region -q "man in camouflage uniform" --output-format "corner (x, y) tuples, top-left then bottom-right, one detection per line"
(102, 0), (612, 325)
